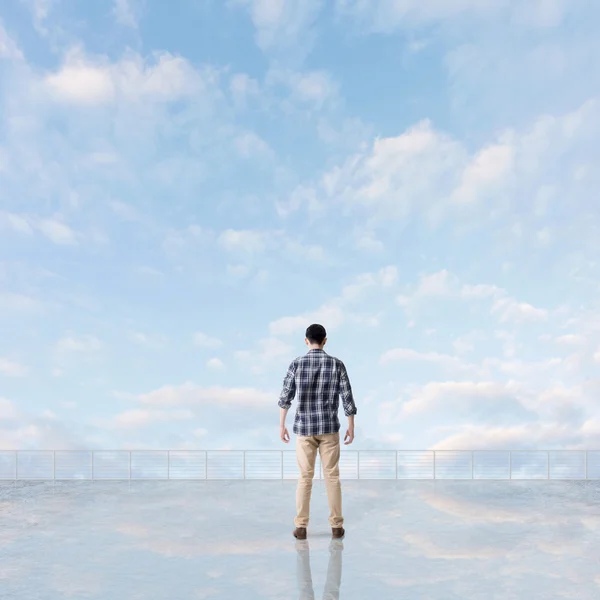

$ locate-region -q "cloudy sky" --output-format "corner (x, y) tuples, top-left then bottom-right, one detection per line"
(1, 0), (599, 456)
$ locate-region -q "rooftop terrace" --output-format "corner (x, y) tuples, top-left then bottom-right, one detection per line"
(1, 450), (600, 599)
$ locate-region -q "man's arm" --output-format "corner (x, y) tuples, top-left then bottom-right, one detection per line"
(339, 362), (357, 429)
(278, 359), (297, 427)
(280, 406), (290, 428)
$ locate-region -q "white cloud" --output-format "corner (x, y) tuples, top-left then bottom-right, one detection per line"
(396, 269), (549, 324)
(112, 408), (194, 429)
(268, 265), (397, 338)
(45, 57), (115, 105)
(593, 350), (600, 364)
(44, 48), (208, 106)
(341, 266), (398, 301)
(207, 358), (225, 370)
(335, 0), (570, 31)
(536, 227), (552, 245)
(56, 335), (102, 353)
(234, 131), (272, 158)
(217, 228), (332, 268)
(135, 382), (274, 409)
(284, 119), (466, 224)
(483, 356), (563, 380)
(233, 0), (323, 57)
(400, 381), (513, 416)
(555, 334), (586, 346)
(460, 284), (503, 299)
(132, 332), (149, 344)
(512, 0), (568, 28)
(230, 73), (260, 104)
(453, 331), (486, 355)
(380, 348), (477, 375)
(0, 293), (39, 311)
(113, 0), (138, 28)
(193, 332), (223, 348)
(278, 98), (600, 243)
(109, 200), (140, 221)
(137, 266), (164, 278)
(130, 332), (164, 348)
(1, 212), (78, 245)
(451, 143), (514, 204)
(234, 337), (294, 374)
(288, 70), (338, 106)
(269, 305), (345, 337)
(490, 296), (548, 323)
(0, 358), (29, 377)
(0, 211), (34, 234)
(0, 396), (92, 449)
(0, 398), (20, 419)
(0, 23), (24, 60)
(430, 422), (557, 451)
(282, 238), (328, 263)
(414, 269), (458, 297)
(379, 265), (398, 287)
(36, 218), (78, 245)
(275, 184), (323, 218)
(355, 231), (385, 253)
(21, 0), (55, 35)
(218, 229), (269, 256)
(163, 225), (215, 258)
(264, 68), (339, 113)
(226, 264), (251, 278)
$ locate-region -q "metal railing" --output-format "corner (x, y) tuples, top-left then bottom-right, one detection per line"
(1, 450), (599, 480)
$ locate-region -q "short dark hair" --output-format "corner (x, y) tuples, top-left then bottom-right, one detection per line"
(306, 324), (326, 345)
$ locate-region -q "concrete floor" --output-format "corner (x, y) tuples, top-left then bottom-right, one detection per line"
(1, 478), (600, 599)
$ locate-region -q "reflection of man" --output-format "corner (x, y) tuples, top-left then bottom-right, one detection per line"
(278, 324), (358, 540)
(296, 539), (343, 600)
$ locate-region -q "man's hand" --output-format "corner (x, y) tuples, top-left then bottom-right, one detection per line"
(344, 428), (354, 445)
(280, 426), (290, 443)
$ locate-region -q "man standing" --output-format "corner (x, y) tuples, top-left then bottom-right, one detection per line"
(278, 324), (358, 540)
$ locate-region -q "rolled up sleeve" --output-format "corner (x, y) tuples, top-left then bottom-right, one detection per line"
(278, 359), (297, 408)
(339, 362), (357, 416)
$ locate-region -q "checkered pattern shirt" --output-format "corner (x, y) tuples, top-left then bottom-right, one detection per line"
(278, 349), (358, 436)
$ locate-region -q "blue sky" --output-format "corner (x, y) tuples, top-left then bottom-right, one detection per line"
(0, 0), (599, 454)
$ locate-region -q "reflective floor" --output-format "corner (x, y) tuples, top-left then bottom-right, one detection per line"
(1, 479), (600, 599)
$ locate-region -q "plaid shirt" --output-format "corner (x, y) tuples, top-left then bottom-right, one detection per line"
(278, 349), (358, 436)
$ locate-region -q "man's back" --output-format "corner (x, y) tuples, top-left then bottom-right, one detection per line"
(278, 348), (358, 436)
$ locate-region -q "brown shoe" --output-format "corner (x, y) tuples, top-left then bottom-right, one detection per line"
(293, 527), (307, 540)
(332, 527), (345, 539)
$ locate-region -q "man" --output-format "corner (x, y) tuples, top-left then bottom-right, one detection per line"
(278, 324), (358, 541)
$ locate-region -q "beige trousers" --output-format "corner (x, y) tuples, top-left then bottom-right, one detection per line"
(294, 431), (343, 529)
